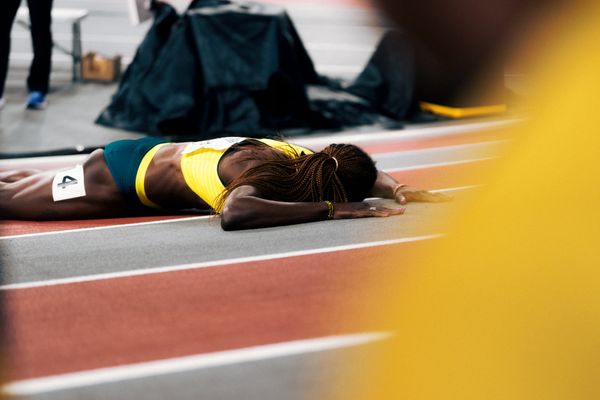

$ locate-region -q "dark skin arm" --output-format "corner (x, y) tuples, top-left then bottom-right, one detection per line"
(220, 185), (405, 231)
(369, 170), (452, 205)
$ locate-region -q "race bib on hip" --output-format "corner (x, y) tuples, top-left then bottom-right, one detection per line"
(52, 164), (86, 201)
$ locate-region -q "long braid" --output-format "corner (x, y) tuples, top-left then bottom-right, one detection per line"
(215, 141), (377, 212)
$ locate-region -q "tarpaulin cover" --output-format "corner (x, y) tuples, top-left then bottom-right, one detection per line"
(96, 0), (417, 138)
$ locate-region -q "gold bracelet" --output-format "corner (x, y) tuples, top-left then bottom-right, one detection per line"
(392, 184), (408, 198)
(324, 200), (334, 220)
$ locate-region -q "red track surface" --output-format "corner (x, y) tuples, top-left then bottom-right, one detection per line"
(2, 127), (503, 391)
(6, 239), (429, 380)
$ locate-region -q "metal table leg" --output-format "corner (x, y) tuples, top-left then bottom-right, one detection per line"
(71, 20), (82, 82)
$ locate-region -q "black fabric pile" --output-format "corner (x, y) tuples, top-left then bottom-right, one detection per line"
(96, 0), (422, 138)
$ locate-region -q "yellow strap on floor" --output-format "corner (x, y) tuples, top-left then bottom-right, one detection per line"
(420, 101), (507, 118)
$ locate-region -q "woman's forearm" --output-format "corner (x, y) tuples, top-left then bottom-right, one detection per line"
(220, 184), (405, 230)
(221, 195), (330, 230)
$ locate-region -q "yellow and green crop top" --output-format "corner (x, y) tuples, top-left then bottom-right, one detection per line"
(181, 137), (313, 211)
(136, 137), (313, 212)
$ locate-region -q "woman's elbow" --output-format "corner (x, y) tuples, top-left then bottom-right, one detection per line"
(220, 207), (241, 231)
(220, 189), (263, 230)
(220, 199), (250, 231)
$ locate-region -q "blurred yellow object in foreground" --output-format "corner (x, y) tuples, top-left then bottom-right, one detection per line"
(355, 2), (600, 399)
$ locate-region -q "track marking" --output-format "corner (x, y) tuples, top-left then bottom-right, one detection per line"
(291, 119), (518, 148)
(431, 185), (481, 193)
(1, 332), (391, 396)
(360, 184), (479, 201)
(0, 119), (517, 170)
(0, 215), (210, 241)
(385, 156), (498, 172)
(0, 234), (442, 290)
(372, 140), (506, 161)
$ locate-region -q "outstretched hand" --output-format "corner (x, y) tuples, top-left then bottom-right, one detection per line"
(333, 202), (406, 219)
(394, 187), (453, 205)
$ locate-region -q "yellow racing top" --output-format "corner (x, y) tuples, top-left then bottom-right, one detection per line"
(179, 137), (313, 212)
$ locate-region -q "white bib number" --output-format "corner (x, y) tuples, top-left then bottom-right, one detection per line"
(52, 164), (86, 201)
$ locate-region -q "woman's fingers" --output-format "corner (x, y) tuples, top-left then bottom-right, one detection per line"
(362, 206), (404, 218)
(370, 205), (406, 216)
(334, 203), (406, 219)
(333, 188), (452, 220)
(396, 193), (407, 205)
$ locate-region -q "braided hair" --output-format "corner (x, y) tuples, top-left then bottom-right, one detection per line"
(215, 140), (377, 211)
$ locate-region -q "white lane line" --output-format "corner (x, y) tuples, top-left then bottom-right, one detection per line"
(385, 156), (498, 172)
(1, 331), (391, 396)
(0, 215), (211, 241)
(0, 119), (517, 169)
(362, 184), (480, 201)
(431, 185), (481, 193)
(372, 140), (506, 161)
(291, 119), (518, 149)
(372, 142), (503, 171)
(0, 234), (442, 290)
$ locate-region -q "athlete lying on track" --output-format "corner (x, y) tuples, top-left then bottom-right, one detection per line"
(0, 137), (449, 230)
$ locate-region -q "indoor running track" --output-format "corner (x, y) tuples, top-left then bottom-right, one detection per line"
(1, 119), (513, 400)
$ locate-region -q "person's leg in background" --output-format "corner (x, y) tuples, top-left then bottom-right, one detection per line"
(26, 0), (54, 109)
(0, 0), (22, 110)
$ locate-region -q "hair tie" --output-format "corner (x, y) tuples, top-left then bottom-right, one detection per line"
(331, 156), (339, 171)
